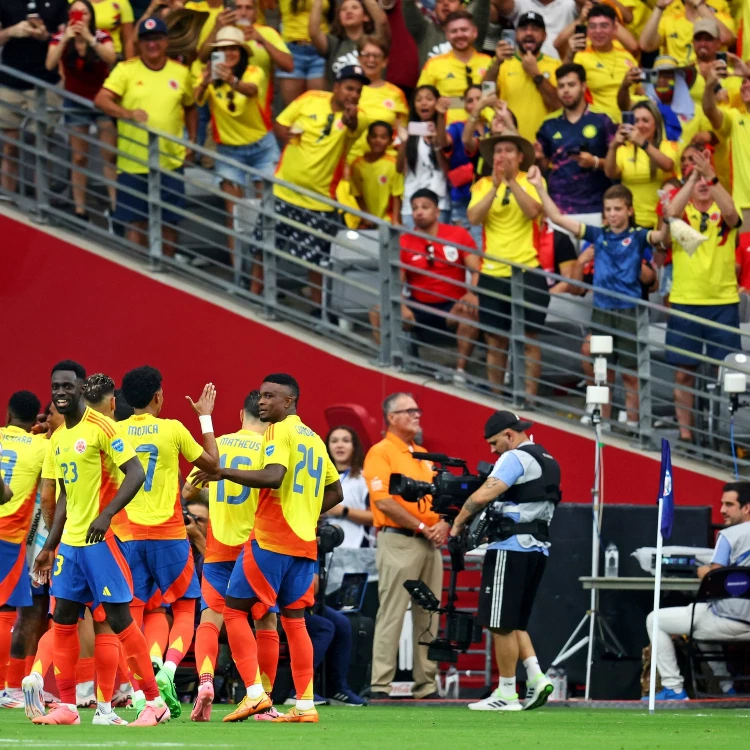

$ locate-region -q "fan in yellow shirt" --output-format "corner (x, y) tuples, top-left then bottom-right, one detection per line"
(416, 11), (491, 125)
(88, 0), (135, 58)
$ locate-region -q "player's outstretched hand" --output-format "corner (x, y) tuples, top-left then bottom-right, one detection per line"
(193, 469), (221, 485)
(187, 383), (216, 416)
(33, 549), (54, 584)
(86, 514), (111, 545)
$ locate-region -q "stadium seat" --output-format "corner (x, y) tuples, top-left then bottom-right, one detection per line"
(324, 404), (381, 453)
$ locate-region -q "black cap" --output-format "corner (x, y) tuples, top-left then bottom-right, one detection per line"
(335, 64), (370, 85)
(517, 11), (545, 31)
(138, 17), (168, 38)
(484, 410), (533, 439)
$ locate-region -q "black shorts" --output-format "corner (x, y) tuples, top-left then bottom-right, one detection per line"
(409, 299), (454, 344)
(478, 549), (547, 631)
(477, 271), (550, 334)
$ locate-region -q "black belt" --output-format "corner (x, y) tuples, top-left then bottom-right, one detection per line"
(379, 527), (419, 538)
(488, 520), (549, 543)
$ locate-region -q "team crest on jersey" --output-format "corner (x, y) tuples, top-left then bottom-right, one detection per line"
(113, 2), (120, 9)
(265, 445), (275, 457)
(443, 245), (459, 262)
(622, 237), (632, 247)
(383, 99), (394, 109)
(168, 79), (179, 90)
(379, 174), (388, 184)
(74, 439), (87, 454)
(582, 124), (598, 139)
(710, 212), (719, 223)
(111, 438), (125, 453)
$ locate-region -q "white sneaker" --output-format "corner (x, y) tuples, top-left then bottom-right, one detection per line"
(76, 680), (96, 708)
(453, 369), (467, 386)
(92, 707), (128, 725)
(22, 673), (46, 718)
(0, 689), (24, 709)
(523, 675), (554, 710)
(468, 690), (522, 711)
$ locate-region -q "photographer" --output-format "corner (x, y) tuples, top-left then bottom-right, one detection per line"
(363, 392), (449, 700)
(450, 411), (559, 712)
(184, 495), (208, 569)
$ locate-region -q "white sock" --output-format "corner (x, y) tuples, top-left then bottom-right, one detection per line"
(118, 682), (131, 692)
(97, 701), (112, 713)
(132, 689), (145, 704)
(523, 656), (542, 681)
(151, 655), (164, 670)
(64, 703), (78, 712)
(498, 677), (516, 698)
(296, 699), (314, 711)
(161, 661), (177, 678)
(246, 684), (264, 699)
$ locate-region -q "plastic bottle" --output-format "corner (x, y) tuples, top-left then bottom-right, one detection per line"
(605, 542), (619, 578)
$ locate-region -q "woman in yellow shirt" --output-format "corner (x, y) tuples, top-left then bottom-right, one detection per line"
(604, 100), (677, 227)
(90, 0), (135, 59)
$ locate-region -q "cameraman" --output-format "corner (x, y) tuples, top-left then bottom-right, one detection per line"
(450, 411), (559, 712)
(363, 392), (449, 701)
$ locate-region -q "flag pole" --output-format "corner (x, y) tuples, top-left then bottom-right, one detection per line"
(648, 497), (665, 714)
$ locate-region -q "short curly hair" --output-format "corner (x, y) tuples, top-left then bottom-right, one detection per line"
(121, 365), (163, 409)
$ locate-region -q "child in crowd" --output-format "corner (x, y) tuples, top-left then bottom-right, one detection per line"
(350, 121), (404, 226)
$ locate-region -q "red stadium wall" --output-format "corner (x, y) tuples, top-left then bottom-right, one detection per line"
(0, 214), (726, 520)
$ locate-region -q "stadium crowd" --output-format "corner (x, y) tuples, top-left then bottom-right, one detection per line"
(3, 0), (750, 444)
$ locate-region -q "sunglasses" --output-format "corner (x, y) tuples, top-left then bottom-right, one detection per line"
(390, 408), (423, 417)
(317, 113), (335, 142)
(465, 65), (473, 85)
(227, 90), (235, 113)
(700, 212), (710, 234)
(425, 243), (435, 266)
(502, 187), (511, 206)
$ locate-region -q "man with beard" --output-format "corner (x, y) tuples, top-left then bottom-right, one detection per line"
(495, 0), (578, 60)
(483, 12), (560, 144)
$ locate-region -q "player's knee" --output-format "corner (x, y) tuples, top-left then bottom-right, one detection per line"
(102, 604), (133, 634)
(255, 611), (277, 631)
(52, 600), (79, 626)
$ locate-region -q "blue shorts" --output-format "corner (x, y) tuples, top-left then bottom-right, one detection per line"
(277, 42), (325, 80)
(51, 539), (132, 611)
(62, 98), (111, 129)
(202, 559), (278, 617)
(124, 538), (200, 604)
(114, 168), (186, 226)
(0, 539), (32, 608)
(215, 132), (280, 186)
(226, 540), (315, 610)
(665, 302), (741, 367)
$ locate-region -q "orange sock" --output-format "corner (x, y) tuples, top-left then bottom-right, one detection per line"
(281, 616), (314, 702)
(6, 657), (25, 689)
(0, 611), (15, 688)
(94, 634), (120, 704)
(256, 630), (279, 693)
(143, 610), (169, 663)
(194, 621), (219, 683)
(76, 655), (95, 685)
(224, 607), (258, 688)
(164, 598), (195, 667)
(52, 622), (80, 705)
(25, 655), (34, 675)
(116, 621), (158, 700)
(130, 599), (145, 630)
(31, 627), (55, 677)
(117, 645), (134, 688)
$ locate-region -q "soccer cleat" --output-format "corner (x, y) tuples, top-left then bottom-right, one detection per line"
(112, 684), (133, 708)
(128, 703), (170, 726)
(92, 707), (128, 725)
(222, 693), (273, 722)
(328, 688), (366, 706)
(641, 687), (689, 701)
(271, 706), (319, 723)
(523, 675), (554, 711)
(22, 674), (46, 719)
(0, 689), (24, 709)
(31, 704), (81, 724)
(156, 668), (182, 718)
(190, 683), (213, 722)
(468, 690), (523, 711)
(253, 707), (283, 721)
(76, 680), (96, 708)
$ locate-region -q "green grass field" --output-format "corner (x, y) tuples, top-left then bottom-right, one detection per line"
(0, 705), (748, 750)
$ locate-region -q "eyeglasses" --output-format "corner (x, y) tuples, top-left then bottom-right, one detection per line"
(390, 408), (423, 417)
(227, 90), (235, 113)
(317, 113), (335, 142)
(700, 212), (710, 234)
(502, 187), (511, 206)
(360, 52), (384, 60)
(425, 243), (435, 266)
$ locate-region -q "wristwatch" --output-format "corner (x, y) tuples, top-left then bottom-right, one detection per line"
(533, 74), (544, 86)
(341, 506), (350, 519)
(708, 176), (719, 186)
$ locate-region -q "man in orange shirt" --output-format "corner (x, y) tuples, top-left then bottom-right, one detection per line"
(363, 393), (450, 700)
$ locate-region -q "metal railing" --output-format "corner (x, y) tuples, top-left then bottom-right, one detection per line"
(2, 63), (750, 474)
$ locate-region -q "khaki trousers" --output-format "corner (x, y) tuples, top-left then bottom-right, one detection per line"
(371, 531), (444, 698)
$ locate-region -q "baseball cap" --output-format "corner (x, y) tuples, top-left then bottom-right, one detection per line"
(484, 410), (533, 439)
(517, 11), (545, 30)
(334, 64), (370, 85)
(138, 16), (168, 38)
(693, 18), (719, 38)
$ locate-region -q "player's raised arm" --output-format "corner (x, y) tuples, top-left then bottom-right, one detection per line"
(194, 463), (286, 489)
(186, 383), (220, 473)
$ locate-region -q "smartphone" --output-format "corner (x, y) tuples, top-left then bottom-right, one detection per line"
(638, 68), (651, 83)
(224, 0), (236, 9)
(407, 122), (435, 137)
(500, 29), (515, 46)
(716, 51), (728, 64)
(575, 24), (587, 36)
(622, 111), (635, 126)
(69, 9), (85, 24)
(567, 145), (582, 156)
(482, 81), (497, 96)
(211, 50), (226, 68)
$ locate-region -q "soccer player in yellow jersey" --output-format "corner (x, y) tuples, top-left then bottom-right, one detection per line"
(0, 391), (47, 710)
(417, 11), (491, 125)
(118, 365), (219, 718)
(195, 373), (343, 723)
(32, 360), (167, 727)
(184, 390), (279, 722)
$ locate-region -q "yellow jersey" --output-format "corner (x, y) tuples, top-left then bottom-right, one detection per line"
(199, 66), (268, 146)
(102, 58), (194, 173)
(89, 0), (134, 56)
(252, 415), (338, 560)
(347, 82), (409, 163)
(274, 90), (366, 211)
(574, 46), (638, 123)
(497, 53), (559, 144)
(247, 25), (291, 122)
(187, 428), (263, 562)
(417, 49), (492, 125)
(0, 426), (49, 544)
(619, 0), (653, 39)
(740, 0), (750, 59)
(469, 173), (543, 277)
(53, 408), (137, 547)
(670, 200), (740, 306)
(615, 140), (678, 227)
(719, 108), (750, 210)
(278, 0), (329, 43)
(350, 154), (404, 221)
(657, 0), (735, 65)
(118, 413), (203, 540)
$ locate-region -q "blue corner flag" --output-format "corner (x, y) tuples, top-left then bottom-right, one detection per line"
(658, 439), (674, 541)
